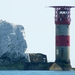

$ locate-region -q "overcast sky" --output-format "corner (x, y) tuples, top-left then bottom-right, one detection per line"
(0, 0), (75, 67)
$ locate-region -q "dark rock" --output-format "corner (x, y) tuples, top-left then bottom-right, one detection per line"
(26, 62), (53, 70)
(27, 65), (44, 70)
(49, 62), (72, 71)
(0, 52), (29, 63)
(29, 53), (47, 62)
(56, 62), (72, 70)
(49, 63), (62, 71)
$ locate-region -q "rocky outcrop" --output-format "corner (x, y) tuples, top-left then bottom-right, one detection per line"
(0, 53), (52, 70)
(49, 62), (72, 71)
(29, 53), (47, 62)
(0, 56), (28, 70)
(26, 62), (53, 70)
(49, 63), (62, 71)
(56, 62), (72, 70)
(0, 20), (30, 62)
(0, 20), (72, 70)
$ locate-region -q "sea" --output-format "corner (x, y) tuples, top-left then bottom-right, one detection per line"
(0, 71), (75, 75)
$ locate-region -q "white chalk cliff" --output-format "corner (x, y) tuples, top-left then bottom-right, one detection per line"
(0, 20), (30, 62)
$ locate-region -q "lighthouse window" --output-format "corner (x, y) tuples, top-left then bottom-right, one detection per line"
(57, 8), (59, 10)
(56, 11), (57, 14)
(65, 8), (67, 10)
(61, 48), (64, 57)
(60, 11), (67, 14)
(67, 41), (69, 43)
(62, 32), (64, 35)
(56, 40), (58, 43)
(56, 49), (59, 55)
(60, 18), (62, 21)
(57, 26), (58, 28)
(67, 8), (69, 10)
(62, 11), (66, 14)
(55, 15), (57, 17)
(58, 8), (60, 10)
(68, 11), (70, 14)
(66, 11), (67, 14)
(67, 26), (68, 28)
(68, 15), (70, 18)
(60, 11), (63, 14)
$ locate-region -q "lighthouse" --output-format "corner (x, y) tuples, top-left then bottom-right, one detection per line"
(48, 6), (75, 64)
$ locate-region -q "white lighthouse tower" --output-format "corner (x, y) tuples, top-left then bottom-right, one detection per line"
(49, 6), (75, 64)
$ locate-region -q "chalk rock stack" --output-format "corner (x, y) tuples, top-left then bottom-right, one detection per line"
(0, 20), (30, 63)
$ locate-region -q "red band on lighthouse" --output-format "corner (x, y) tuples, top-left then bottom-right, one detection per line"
(56, 36), (70, 46)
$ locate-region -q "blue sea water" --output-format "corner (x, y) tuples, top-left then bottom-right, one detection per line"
(0, 71), (75, 75)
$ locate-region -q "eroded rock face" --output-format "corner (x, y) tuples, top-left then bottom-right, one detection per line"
(0, 20), (30, 62)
